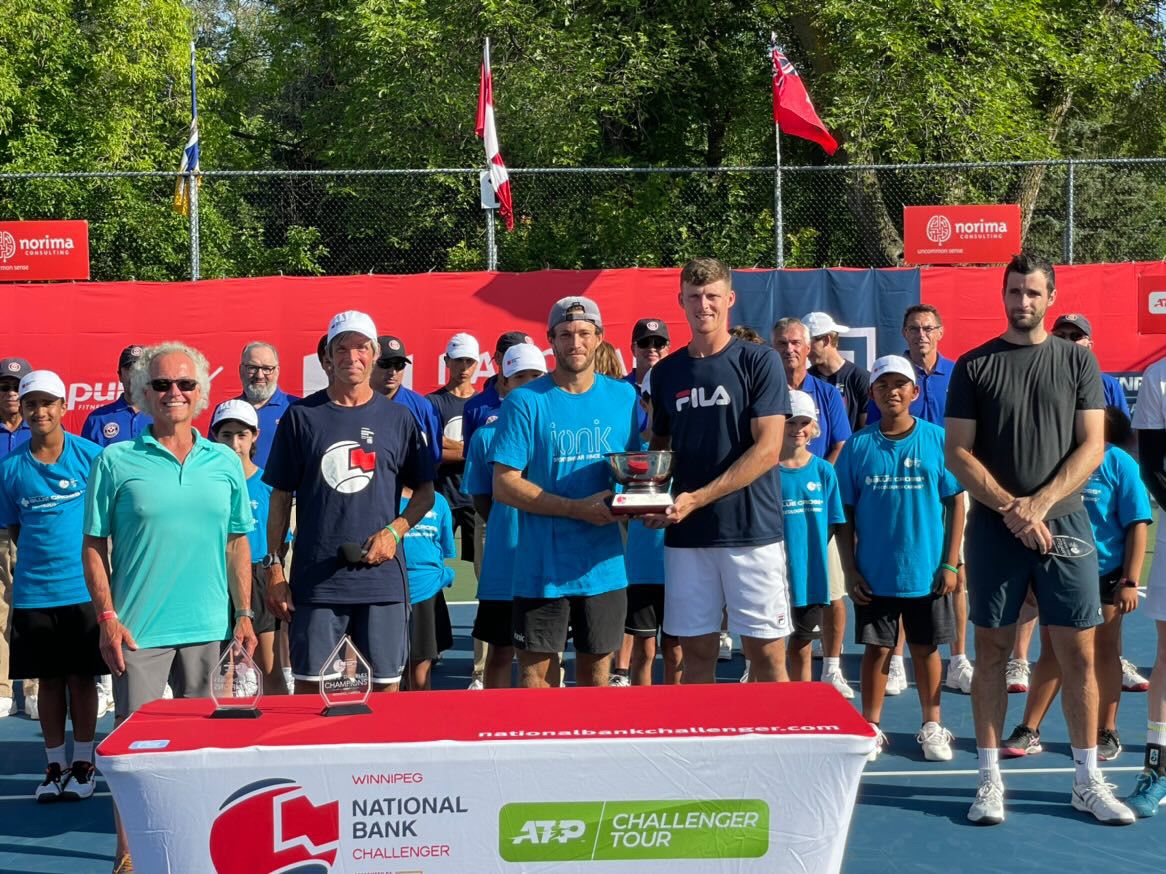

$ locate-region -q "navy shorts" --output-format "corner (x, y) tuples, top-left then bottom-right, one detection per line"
(965, 506), (1102, 629)
(290, 602), (408, 685)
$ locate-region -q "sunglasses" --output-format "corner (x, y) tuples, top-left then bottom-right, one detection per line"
(150, 378), (199, 393)
(0, 382), (19, 393)
(376, 359), (408, 371)
(636, 337), (668, 350)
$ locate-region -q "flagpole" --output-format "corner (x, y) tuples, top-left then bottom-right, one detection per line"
(774, 119), (783, 269)
(188, 40), (201, 281)
(484, 37), (498, 271)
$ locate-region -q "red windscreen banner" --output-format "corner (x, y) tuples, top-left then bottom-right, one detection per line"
(0, 220), (90, 281)
(903, 204), (1021, 265)
(0, 263), (1160, 435)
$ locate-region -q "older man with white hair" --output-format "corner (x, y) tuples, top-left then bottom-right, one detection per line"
(236, 341), (301, 468)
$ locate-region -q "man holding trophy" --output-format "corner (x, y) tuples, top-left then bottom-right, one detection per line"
(646, 257), (792, 684)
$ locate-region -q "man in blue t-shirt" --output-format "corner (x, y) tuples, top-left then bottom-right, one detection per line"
(370, 335), (442, 465)
(0, 371), (105, 802)
(235, 341), (301, 468)
(492, 297), (638, 688)
(263, 311), (436, 694)
(648, 258), (792, 684)
(80, 345), (153, 447)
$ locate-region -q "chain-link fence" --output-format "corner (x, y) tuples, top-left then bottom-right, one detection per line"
(2, 159), (1165, 280)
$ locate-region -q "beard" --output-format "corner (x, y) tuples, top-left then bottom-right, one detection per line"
(1007, 309), (1044, 331)
(243, 381), (277, 404)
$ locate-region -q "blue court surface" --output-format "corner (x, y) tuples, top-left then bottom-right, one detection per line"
(2, 600), (1164, 873)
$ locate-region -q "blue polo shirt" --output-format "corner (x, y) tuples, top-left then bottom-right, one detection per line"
(1102, 374), (1130, 418)
(794, 372), (851, 458)
(238, 387), (301, 469)
(868, 353), (954, 427)
(80, 396), (153, 447)
(462, 378), (501, 450)
(83, 429), (255, 649)
(0, 420), (31, 459)
(0, 434), (103, 608)
(391, 386), (443, 465)
(1082, 444), (1152, 575)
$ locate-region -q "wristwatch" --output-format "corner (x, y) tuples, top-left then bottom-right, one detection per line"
(234, 609), (255, 620)
(261, 553), (283, 569)
(1119, 578), (1138, 588)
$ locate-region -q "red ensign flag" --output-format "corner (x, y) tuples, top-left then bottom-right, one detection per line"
(771, 45), (838, 156)
(476, 40), (515, 231)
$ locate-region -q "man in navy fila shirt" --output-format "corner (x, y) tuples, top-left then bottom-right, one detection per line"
(648, 257), (792, 684)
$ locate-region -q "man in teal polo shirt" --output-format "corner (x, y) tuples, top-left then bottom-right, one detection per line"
(81, 341), (256, 874)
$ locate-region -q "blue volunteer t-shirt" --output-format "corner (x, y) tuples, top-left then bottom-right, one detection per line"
(461, 418), (518, 601)
(263, 390), (435, 605)
(391, 386), (443, 465)
(80, 396), (153, 446)
(835, 418), (964, 598)
(625, 521), (665, 585)
(650, 339), (791, 548)
(796, 372), (851, 458)
(0, 434), (103, 608)
(245, 468), (291, 561)
(400, 493), (455, 605)
(779, 456), (845, 607)
(1082, 444), (1151, 575)
(490, 374), (638, 598)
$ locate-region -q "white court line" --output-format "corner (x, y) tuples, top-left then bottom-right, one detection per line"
(447, 599), (479, 606)
(863, 765), (1144, 778)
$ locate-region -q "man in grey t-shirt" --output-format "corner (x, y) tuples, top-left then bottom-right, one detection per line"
(945, 253), (1128, 826)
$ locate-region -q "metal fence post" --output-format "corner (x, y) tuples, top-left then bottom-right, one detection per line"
(1064, 160), (1075, 265)
(189, 171), (201, 281)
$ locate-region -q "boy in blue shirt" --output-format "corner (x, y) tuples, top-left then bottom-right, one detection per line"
(0, 371), (106, 802)
(836, 355), (965, 762)
(400, 487), (456, 691)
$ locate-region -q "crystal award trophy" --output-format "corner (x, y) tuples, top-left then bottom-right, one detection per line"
(318, 634), (373, 716)
(209, 639), (263, 719)
(605, 450), (675, 516)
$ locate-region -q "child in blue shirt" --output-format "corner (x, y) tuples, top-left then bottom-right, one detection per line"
(836, 356), (965, 763)
(400, 487), (455, 691)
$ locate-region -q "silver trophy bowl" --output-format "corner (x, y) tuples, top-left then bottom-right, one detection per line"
(605, 451), (674, 490)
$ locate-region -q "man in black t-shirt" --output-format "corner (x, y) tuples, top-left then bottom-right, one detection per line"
(805, 311), (869, 432)
(263, 310), (435, 695)
(426, 333), (480, 565)
(945, 253), (1129, 826)
(647, 258), (791, 685)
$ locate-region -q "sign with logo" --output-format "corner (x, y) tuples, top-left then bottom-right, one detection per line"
(0, 220), (90, 281)
(1138, 274), (1166, 335)
(902, 205), (1021, 265)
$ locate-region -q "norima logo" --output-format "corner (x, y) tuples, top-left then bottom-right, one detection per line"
(511, 820), (587, 845)
(955, 220), (1008, 235)
(675, 386), (731, 411)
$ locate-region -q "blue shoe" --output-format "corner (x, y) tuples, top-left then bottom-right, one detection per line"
(1126, 771), (1166, 818)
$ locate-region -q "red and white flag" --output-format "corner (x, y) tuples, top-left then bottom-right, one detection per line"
(771, 40), (838, 156)
(476, 39), (515, 231)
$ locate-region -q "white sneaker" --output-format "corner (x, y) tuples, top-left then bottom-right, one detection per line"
(945, 659), (974, 694)
(886, 659), (907, 695)
(867, 724), (888, 762)
(739, 660), (750, 683)
(968, 774), (1005, 824)
(718, 632), (732, 662)
(162, 683), (174, 700)
(609, 674), (630, 688)
(1121, 658), (1150, 692)
(822, 667), (855, 699)
(467, 674), (485, 691)
(24, 695), (38, 720)
(1071, 772), (1136, 824)
(1005, 658), (1030, 693)
(0, 696), (14, 718)
(95, 683), (112, 718)
(917, 721), (955, 761)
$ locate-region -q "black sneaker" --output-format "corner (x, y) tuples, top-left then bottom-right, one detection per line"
(1000, 724), (1042, 758)
(1098, 728), (1122, 762)
(60, 761), (96, 801)
(35, 763), (63, 803)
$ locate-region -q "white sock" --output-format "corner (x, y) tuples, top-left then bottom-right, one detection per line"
(73, 740), (94, 764)
(890, 654), (905, 672)
(45, 743), (67, 769)
(1149, 721), (1166, 747)
(283, 666), (294, 679)
(99, 675), (113, 693)
(977, 746), (1000, 782)
(823, 657), (841, 675)
(950, 654), (970, 667)
(1072, 746), (1098, 783)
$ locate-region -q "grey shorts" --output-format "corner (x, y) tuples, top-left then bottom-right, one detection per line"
(112, 640), (221, 720)
(965, 506), (1102, 629)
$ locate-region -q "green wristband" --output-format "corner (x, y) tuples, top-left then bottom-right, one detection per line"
(940, 563), (959, 575)
(385, 524), (402, 544)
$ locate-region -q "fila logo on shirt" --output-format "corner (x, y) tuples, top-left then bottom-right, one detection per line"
(321, 440), (377, 494)
(675, 385), (731, 411)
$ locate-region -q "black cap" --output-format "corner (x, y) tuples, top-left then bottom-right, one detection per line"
(632, 318), (670, 344)
(377, 335), (410, 362)
(495, 331), (533, 356)
(118, 344), (144, 370)
(0, 358), (31, 381)
(1052, 313), (1093, 338)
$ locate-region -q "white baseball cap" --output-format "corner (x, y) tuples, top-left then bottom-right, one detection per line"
(445, 332), (480, 361)
(326, 310), (378, 345)
(871, 354), (917, 385)
(501, 343), (548, 378)
(18, 370), (66, 400)
(788, 389), (818, 422)
(211, 399), (259, 430)
(802, 312), (850, 338)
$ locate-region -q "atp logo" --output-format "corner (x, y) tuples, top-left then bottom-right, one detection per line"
(320, 440), (376, 494)
(209, 778), (339, 874)
(675, 386), (731, 411)
(511, 819), (587, 845)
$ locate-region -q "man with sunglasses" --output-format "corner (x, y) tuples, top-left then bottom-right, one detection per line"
(0, 356), (31, 719)
(371, 336), (442, 465)
(1052, 314), (1129, 417)
(236, 342), (301, 468)
(80, 345), (153, 448)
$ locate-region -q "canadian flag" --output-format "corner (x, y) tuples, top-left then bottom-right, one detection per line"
(771, 40), (838, 156)
(475, 39), (515, 231)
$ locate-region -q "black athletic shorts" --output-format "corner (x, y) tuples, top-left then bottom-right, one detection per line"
(625, 585), (668, 638)
(410, 591), (453, 663)
(513, 589), (626, 654)
(249, 566), (277, 635)
(791, 604), (828, 642)
(11, 603), (108, 679)
(452, 504), (476, 564)
(1098, 567), (1128, 607)
(472, 599), (514, 648)
(855, 593), (955, 649)
(965, 506), (1102, 629)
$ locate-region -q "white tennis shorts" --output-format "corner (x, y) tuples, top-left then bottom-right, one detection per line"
(1145, 508), (1166, 622)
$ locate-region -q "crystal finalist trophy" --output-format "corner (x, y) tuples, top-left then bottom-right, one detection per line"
(318, 635), (373, 716)
(605, 450), (675, 516)
(209, 640), (263, 719)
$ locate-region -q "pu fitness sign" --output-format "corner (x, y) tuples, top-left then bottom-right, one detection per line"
(0, 220), (90, 281)
(903, 204), (1021, 265)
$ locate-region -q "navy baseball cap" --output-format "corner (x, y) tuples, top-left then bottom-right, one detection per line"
(1053, 313), (1092, 338)
(495, 331), (533, 356)
(118, 344), (144, 370)
(0, 358), (31, 381)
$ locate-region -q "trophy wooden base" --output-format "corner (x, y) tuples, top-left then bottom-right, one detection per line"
(322, 702), (373, 717)
(210, 707), (262, 719)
